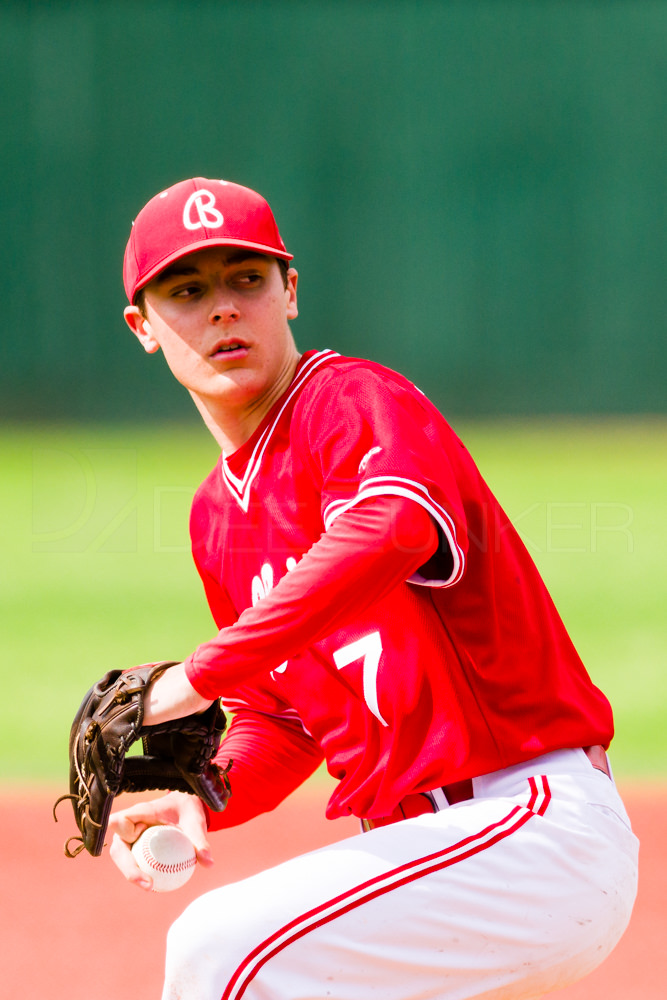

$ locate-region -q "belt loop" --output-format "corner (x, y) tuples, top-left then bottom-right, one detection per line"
(440, 778), (474, 805)
(429, 788), (450, 810)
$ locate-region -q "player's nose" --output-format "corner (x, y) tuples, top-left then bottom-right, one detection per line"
(208, 303), (239, 324)
(208, 286), (239, 324)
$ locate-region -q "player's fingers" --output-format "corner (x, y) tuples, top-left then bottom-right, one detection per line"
(109, 832), (153, 891)
(192, 839), (214, 868)
(108, 794), (177, 841)
(176, 797), (214, 867)
(107, 810), (148, 844)
(179, 823), (214, 867)
(109, 792), (213, 866)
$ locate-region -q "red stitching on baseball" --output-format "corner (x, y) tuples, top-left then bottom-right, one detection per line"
(140, 843), (196, 873)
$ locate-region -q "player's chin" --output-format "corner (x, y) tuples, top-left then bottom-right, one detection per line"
(205, 370), (267, 404)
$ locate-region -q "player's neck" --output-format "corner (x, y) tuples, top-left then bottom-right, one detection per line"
(190, 354), (302, 454)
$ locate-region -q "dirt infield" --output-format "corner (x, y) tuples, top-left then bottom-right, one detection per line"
(2, 781), (663, 1000)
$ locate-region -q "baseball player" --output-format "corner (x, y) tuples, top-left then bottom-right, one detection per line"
(109, 177), (638, 1000)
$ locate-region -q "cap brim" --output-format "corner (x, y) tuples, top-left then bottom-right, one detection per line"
(132, 237), (293, 301)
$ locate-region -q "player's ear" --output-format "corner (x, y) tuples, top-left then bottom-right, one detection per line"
(285, 267), (298, 321)
(124, 305), (161, 354)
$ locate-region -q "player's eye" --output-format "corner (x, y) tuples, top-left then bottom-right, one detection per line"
(172, 283), (203, 299)
(233, 271), (263, 287)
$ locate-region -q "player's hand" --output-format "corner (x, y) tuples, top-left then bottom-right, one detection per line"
(108, 791), (214, 891)
(143, 661), (214, 726)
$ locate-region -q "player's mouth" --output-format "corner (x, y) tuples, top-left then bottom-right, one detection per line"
(209, 340), (250, 360)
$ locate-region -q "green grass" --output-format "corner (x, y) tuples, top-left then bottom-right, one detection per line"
(2, 418), (665, 784)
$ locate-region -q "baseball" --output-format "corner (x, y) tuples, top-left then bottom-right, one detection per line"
(131, 825), (197, 893)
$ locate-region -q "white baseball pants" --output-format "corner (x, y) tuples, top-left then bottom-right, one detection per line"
(162, 749), (638, 1000)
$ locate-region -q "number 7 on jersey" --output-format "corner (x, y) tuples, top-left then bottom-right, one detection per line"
(333, 631), (389, 728)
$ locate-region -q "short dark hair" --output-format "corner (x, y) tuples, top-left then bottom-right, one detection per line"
(276, 257), (289, 288)
(134, 256), (290, 318)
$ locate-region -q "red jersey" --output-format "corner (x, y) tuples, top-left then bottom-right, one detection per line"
(185, 350), (613, 823)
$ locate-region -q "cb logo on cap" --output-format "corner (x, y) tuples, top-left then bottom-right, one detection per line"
(183, 189), (224, 231)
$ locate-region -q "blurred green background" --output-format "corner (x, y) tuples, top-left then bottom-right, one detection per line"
(3, 419), (665, 783)
(3, 0), (667, 419)
(1, 1), (665, 784)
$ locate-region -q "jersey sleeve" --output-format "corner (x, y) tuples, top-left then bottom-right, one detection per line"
(203, 707), (324, 831)
(185, 496), (438, 698)
(295, 363), (468, 587)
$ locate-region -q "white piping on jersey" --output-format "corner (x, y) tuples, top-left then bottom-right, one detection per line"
(220, 350), (340, 512)
(221, 698), (303, 723)
(221, 698), (315, 737)
(220, 776), (552, 1000)
(323, 477), (465, 587)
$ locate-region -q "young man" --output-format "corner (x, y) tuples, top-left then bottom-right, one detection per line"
(111, 177), (638, 1000)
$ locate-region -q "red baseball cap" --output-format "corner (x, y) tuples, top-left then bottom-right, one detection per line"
(123, 177), (293, 303)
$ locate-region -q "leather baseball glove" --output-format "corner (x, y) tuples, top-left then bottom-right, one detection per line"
(54, 661), (231, 858)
